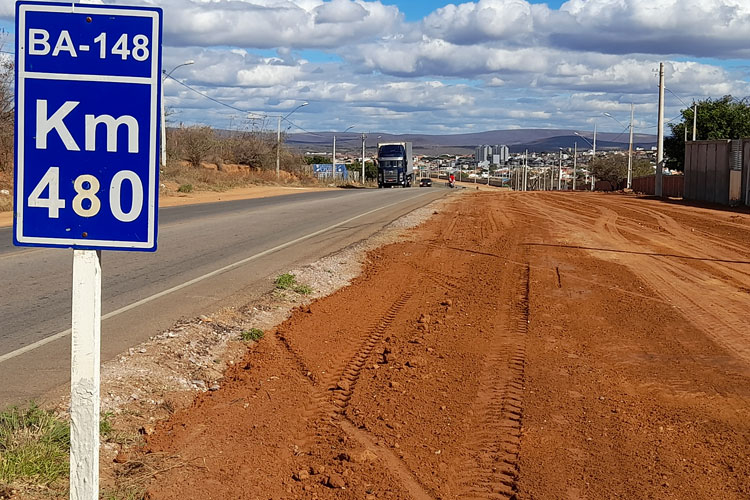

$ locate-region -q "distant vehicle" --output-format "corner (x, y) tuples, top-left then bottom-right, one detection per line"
(377, 142), (414, 188)
(419, 177), (432, 187)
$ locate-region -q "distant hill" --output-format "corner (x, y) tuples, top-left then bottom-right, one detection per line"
(288, 129), (657, 155)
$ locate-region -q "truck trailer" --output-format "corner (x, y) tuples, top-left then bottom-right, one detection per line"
(377, 142), (414, 188)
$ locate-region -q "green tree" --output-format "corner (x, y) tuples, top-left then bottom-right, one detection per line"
(665, 95), (750, 170)
(305, 155), (328, 165)
(591, 155), (652, 188)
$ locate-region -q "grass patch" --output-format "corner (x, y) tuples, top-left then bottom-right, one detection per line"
(177, 183), (193, 193)
(100, 411), (114, 437)
(274, 273), (296, 290)
(293, 284), (313, 295)
(274, 273), (313, 295)
(240, 328), (264, 342)
(0, 404), (69, 488)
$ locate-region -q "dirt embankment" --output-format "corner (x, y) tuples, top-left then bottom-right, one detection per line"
(97, 191), (750, 499)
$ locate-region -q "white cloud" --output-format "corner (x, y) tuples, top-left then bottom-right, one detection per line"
(5, 0), (750, 134)
(145, 0), (403, 49)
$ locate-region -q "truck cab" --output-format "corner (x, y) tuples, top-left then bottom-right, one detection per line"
(377, 142), (414, 188)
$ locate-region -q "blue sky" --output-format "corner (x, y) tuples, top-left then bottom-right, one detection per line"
(2, 0), (748, 136)
(381, 0), (567, 20)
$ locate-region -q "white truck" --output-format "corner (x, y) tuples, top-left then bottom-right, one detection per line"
(377, 142), (414, 188)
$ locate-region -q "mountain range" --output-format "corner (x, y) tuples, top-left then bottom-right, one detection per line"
(287, 129), (657, 156)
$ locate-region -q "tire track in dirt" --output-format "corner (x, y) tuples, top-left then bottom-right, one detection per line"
(455, 264), (529, 500)
(330, 290), (413, 415)
(283, 287), (435, 499)
(521, 194), (750, 366)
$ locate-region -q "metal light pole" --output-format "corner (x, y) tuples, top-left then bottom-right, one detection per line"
(574, 131), (597, 191)
(628, 104), (634, 189)
(361, 133), (366, 184)
(332, 125), (354, 180)
(573, 142), (577, 191)
(656, 62), (665, 196)
(592, 123), (597, 190)
(275, 102), (309, 179)
(692, 103), (697, 141)
(161, 60), (194, 167)
(604, 108), (635, 189)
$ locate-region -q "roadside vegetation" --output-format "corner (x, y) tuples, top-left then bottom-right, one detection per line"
(665, 95), (750, 170)
(0, 404), (69, 493)
(240, 328), (264, 342)
(590, 155), (653, 189)
(0, 57), (13, 212)
(275, 273), (314, 295)
(0, 404), (147, 498)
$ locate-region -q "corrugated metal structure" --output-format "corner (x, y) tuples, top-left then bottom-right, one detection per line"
(631, 175), (684, 198)
(684, 140), (750, 206)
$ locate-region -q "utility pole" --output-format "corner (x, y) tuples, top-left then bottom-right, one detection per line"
(591, 123), (597, 191)
(627, 103), (634, 189)
(558, 149), (562, 190)
(656, 62), (665, 197)
(692, 103), (697, 141)
(573, 142), (577, 191)
(332, 136), (336, 181)
(361, 133), (366, 185)
(276, 116), (282, 179)
(523, 150), (528, 191)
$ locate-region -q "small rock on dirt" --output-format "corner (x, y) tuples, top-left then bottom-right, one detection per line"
(406, 356), (426, 368)
(417, 313), (430, 324)
(293, 470), (310, 481)
(139, 425), (155, 436)
(113, 451), (130, 463)
(310, 464), (326, 475)
(325, 473), (346, 489)
(359, 449), (378, 462)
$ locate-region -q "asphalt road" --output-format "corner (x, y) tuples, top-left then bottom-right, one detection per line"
(0, 187), (448, 406)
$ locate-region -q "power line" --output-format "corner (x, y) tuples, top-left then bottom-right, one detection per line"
(164, 73), (316, 134)
(165, 74), (251, 114)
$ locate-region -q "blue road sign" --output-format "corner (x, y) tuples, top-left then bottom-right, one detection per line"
(14, 2), (162, 251)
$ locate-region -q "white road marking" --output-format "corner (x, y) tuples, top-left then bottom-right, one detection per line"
(0, 191), (435, 364)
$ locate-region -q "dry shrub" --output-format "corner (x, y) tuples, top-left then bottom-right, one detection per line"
(161, 161), (320, 193)
(0, 58), (13, 174)
(163, 124), (313, 193)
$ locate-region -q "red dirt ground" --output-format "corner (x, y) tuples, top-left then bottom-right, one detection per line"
(130, 191), (749, 499)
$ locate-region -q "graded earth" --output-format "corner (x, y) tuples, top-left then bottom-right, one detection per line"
(98, 190), (750, 500)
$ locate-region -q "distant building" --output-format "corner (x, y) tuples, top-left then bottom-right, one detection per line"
(476, 144), (509, 164)
(474, 145), (492, 163)
(492, 145), (509, 163)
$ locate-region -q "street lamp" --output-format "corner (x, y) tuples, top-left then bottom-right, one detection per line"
(575, 130), (597, 190)
(276, 102), (309, 179)
(161, 60), (195, 167)
(604, 106), (634, 189)
(361, 132), (367, 185)
(332, 125), (355, 180)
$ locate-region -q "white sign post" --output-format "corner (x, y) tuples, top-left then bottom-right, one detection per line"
(70, 250), (102, 499)
(14, 3), (162, 498)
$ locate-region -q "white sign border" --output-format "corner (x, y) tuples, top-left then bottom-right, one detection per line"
(15, 2), (161, 250)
